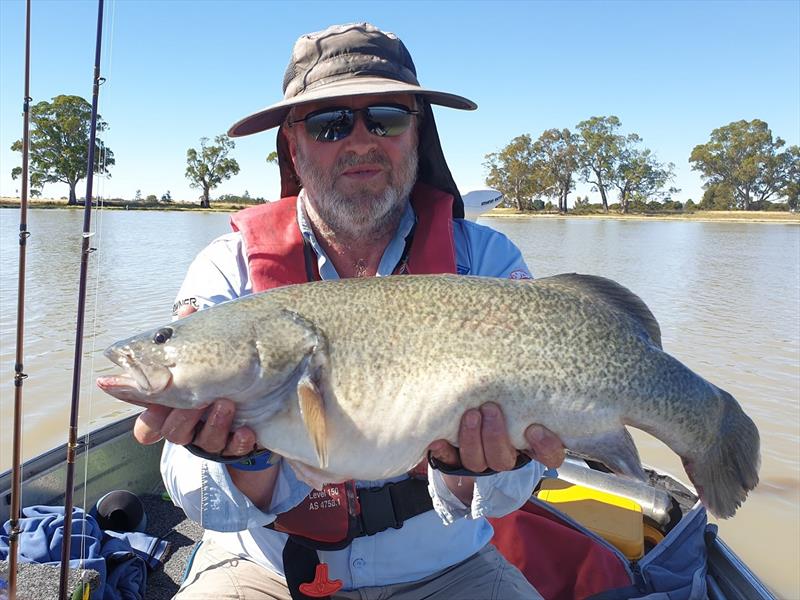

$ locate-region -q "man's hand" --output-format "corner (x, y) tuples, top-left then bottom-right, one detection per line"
(427, 402), (566, 472)
(132, 303), (258, 459)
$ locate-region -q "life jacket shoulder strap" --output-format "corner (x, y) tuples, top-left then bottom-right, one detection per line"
(230, 196), (309, 291)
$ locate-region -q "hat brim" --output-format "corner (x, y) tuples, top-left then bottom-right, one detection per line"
(227, 77), (477, 137)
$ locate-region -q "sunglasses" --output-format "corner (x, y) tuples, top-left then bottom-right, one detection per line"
(288, 104), (420, 143)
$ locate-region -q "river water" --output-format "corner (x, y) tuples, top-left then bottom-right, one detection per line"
(1, 208), (798, 597)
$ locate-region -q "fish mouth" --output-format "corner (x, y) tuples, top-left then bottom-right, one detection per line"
(96, 346), (173, 404)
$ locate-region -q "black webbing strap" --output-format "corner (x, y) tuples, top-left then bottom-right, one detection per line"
(355, 477), (431, 536)
(283, 536), (326, 600)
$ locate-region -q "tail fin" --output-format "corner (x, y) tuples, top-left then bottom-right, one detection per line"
(683, 390), (760, 518)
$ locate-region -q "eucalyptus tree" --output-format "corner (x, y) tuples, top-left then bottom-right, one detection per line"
(615, 148), (677, 213)
(484, 134), (540, 211)
(186, 135), (240, 208)
(10, 94), (115, 204)
(531, 128), (580, 213)
(689, 119), (798, 210)
(575, 116), (626, 213)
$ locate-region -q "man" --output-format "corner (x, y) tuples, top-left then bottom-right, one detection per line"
(134, 23), (565, 600)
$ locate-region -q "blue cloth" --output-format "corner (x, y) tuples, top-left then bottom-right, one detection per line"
(0, 505), (169, 600)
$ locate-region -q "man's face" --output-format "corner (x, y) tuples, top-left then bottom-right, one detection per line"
(285, 93), (419, 238)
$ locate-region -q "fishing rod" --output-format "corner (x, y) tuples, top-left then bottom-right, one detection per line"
(58, 0), (105, 597)
(8, 1), (33, 597)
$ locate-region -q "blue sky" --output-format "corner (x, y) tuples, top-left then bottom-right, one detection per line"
(0, 0), (798, 206)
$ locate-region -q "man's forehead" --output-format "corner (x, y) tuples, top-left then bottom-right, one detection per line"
(295, 93), (416, 115)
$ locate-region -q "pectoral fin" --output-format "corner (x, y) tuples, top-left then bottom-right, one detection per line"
(298, 372), (328, 469)
(567, 427), (646, 481)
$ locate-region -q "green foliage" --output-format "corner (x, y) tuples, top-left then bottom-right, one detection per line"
(145, 194), (158, 202)
(615, 147), (677, 213)
(575, 116), (625, 212)
(186, 135), (240, 208)
(217, 193), (265, 205)
(689, 119), (797, 210)
(161, 190), (172, 203)
(266, 151), (278, 165)
(782, 146), (799, 210)
(484, 134), (538, 211)
(10, 94), (115, 204)
(531, 128), (580, 212)
(699, 183), (736, 210)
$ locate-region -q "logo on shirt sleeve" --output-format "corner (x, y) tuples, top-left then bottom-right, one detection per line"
(508, 269), (532, 280)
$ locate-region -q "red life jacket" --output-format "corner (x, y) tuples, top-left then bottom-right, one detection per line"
(228, 182), (457, 550)
(229, 181), (457, 291)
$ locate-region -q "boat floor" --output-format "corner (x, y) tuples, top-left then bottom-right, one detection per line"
(5, 491), (203, 600)
(142, 491), (204, 600)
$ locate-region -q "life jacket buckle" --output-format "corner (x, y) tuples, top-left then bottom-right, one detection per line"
(357, 484), (400, 536)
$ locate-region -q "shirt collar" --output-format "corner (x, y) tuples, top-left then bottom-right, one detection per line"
(295, 190), (416, 280)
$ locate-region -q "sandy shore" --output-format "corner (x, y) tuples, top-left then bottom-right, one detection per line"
(2, 197), (798, 223)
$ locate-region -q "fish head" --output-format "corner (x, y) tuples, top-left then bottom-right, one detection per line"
(97, 307), (267, 409)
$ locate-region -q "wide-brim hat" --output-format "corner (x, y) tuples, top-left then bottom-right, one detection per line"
(227, 23), (476, 218)
(228, 23), (476, 137)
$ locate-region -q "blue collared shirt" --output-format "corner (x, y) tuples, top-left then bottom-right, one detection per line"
(161, 194), (541, 589)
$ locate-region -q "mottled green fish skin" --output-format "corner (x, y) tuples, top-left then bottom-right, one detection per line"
(100, 274), (760, 518)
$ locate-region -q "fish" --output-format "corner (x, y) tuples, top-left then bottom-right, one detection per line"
(96, 273), (760, 518)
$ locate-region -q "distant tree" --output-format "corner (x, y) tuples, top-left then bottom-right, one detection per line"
(699, 183), (735, 210)
(575, 116), (627, 213)
(134, 189), (142, 201)
(186, 135), (240, 208)
(781, 145), (799, 210)
(10, 95), (115, 204)
(145, 194), (158, 202)
(161, 190), (172, 203)
(484, 134), (540, 211)
(689, 119), (797, 210)
(615, 147), (677, 213)
(531, 128), (580, 213)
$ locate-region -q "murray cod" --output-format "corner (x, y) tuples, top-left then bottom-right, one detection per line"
(97, 273), (760, 518)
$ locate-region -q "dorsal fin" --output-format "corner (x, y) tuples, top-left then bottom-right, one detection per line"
(537, 273), (662, 348)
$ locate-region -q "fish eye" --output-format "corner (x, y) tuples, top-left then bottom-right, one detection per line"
(153, 327), (173, 344)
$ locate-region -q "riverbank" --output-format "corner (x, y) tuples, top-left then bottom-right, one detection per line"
(0, 196), (245, 212)
(3, 197), (799, 223)
(484, 207), (800, 223)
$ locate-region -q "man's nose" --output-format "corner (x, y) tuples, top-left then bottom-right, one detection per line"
(343, 112), (378, 151)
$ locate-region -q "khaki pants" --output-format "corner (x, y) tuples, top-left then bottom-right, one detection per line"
(174, 537), (542, 600)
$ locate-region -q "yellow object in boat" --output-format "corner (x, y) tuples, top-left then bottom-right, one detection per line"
(536, 478), (645, 560)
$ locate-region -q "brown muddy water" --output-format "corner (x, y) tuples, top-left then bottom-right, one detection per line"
(1, 209), (798, 597)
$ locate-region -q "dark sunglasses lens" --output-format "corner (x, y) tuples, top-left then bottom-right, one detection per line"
(304, 110), (355, 142)
(365, 107), (414, 137)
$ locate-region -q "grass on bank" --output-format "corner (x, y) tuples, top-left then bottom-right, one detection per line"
(2, 196), (799, 222)
(485, 207), (800, 223)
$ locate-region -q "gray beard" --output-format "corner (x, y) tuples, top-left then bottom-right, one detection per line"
(295, 144), (418, 241)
